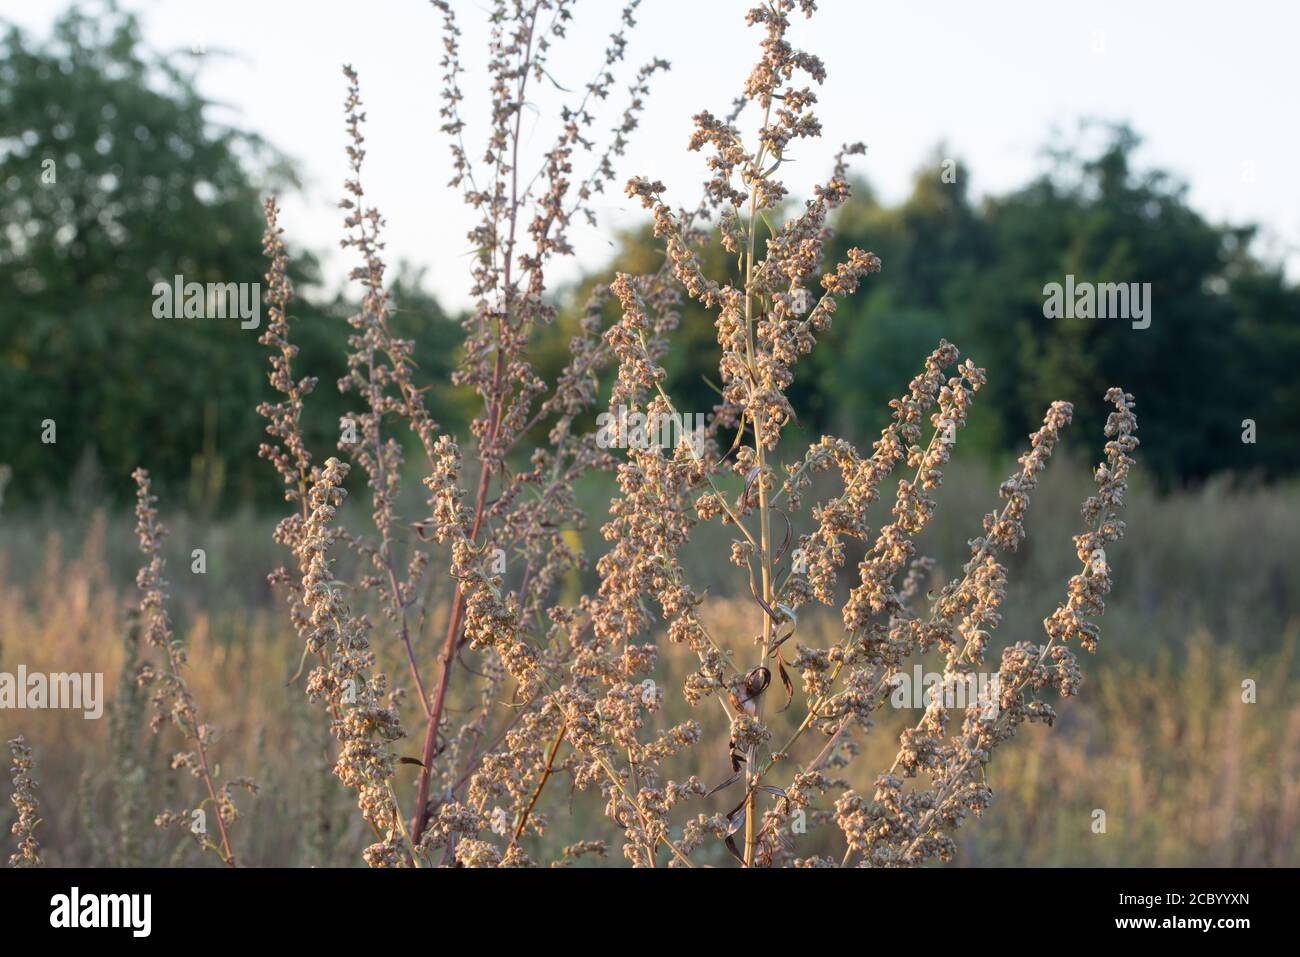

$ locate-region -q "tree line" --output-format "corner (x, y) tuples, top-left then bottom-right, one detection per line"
(2, 5), (1295, 508)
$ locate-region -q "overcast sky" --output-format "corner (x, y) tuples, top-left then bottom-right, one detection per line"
(10, 0), (1300, 309)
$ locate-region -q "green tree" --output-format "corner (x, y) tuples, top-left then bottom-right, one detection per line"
(0, 4), (288, 504)
(564, 126), (1300, 483)
(0, 4), (462, 507)
(965, 123), (1294, 481)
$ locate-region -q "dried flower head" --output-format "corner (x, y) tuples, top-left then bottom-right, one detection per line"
(7, 735), (43, 868)
(132, 468), (255, 866)
(244, 0), (1140, 868)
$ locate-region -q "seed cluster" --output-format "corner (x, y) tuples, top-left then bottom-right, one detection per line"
(7, 736), (42, 868)
(131, 469), (255, 867)
(239, 0), (1142, 868)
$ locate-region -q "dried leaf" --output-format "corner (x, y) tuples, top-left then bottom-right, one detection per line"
(739, 465), (761, 511)
(774, 653), (794, 713)
(706, 767), (744, 798)
(773, 508), (793, 565)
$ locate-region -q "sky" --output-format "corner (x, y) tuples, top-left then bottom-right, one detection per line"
(8, 0), (1300, 310)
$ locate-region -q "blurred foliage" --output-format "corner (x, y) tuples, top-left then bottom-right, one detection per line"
(568, 129), (1300, 486)
(4, 463), (1299, 865)
(0, 4), (462, 509)
(2, 5), (1296, 510)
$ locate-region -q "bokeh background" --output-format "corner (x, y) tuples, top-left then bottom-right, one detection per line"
(1, 0), (1297, 866)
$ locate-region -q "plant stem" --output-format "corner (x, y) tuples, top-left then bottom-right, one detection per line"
(743, 101), (773, 867)
(511, 721), (567, 845)
(411, 7), (542, 849)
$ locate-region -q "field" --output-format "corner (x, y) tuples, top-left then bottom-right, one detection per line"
(4, 0), (1298, 873)
(4, 460), (1297, 867)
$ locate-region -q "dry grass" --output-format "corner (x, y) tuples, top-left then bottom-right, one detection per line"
(3, 0), (1297, 868)
(2, 464), (1296, 866)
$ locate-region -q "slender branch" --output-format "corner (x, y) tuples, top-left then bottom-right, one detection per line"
(511, 720), (567, 844)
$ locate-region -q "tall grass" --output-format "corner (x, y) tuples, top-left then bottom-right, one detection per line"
(3, 464), (1295, 866)
(4, 0), (1296, 868)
